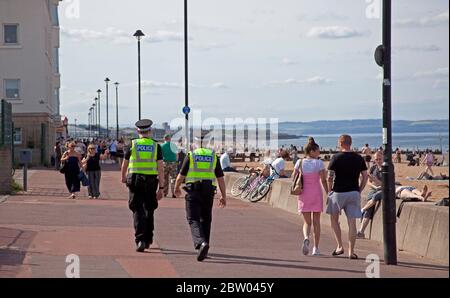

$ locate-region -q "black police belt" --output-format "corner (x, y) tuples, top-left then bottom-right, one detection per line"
(183, 180), (216, 192)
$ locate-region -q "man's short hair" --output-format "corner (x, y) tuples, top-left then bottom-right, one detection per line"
(339, 134), (352, 146)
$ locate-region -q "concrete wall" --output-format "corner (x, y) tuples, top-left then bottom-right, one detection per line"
(224, 172), (449, 264)
(0, 146), (12, 194)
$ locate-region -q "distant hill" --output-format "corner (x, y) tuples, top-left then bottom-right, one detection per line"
(279, 119), (449, 135)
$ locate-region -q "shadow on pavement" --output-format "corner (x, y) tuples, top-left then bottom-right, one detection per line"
(159, 248), (364, 274)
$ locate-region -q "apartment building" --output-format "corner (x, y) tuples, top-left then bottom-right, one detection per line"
(0, 0), (62, 165)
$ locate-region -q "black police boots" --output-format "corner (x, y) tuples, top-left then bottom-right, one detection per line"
(197, 242), (210, 262)
(136, 241), (146, 252)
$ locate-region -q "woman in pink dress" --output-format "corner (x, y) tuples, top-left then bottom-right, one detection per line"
(293, 138), (329, 256)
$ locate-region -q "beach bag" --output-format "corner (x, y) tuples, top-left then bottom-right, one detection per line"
(290, 159), (304, 195)
(78, 170), (90, 187)
(59, 161), (67, 174)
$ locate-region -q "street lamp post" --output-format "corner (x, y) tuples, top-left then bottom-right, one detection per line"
(93, 101), (97, 138)
(88, 110), (91, 139)
(74, 118), (77, 139)
(97, 90), (102, 137)
(114, 82), (120, 140)
(184, 0), (190, 153)
(105, 78), (110, 139)
(375, 0), (397, 265)
(133, 30), (145, 120)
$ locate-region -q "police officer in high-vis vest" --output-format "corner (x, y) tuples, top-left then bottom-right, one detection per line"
(121, 119), (165, 252)
(174, 136), (227, 261)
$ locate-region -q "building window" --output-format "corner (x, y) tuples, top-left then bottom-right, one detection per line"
(4, 79), (21, 99)
(14, 128), (22, 145)
(51, 4), (59, 26)
(3, 24), (19, 44)
(53, 48), (59, 73)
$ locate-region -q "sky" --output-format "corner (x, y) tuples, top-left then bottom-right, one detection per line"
(59, 0), (449, 126)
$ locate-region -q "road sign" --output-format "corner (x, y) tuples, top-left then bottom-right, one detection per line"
(182, 106), (191, 115)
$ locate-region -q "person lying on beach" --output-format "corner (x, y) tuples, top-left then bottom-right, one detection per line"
(417, 172), (449, 180)
(395, 184), (432, 202)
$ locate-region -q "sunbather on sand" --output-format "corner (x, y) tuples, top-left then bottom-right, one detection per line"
(417, 172), (449, 180)
(395, 184), (432, 202)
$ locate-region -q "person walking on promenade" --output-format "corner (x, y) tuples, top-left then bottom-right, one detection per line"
(82, 144), (110, 199)
(60, 142), (82, 199)
(161, 134), (178, 198)
(54, 141), (62, 170)
(421, 150), (435, 176)
(294, 138), (329, 256)
(109, 139), (118, 164)
(291, 146), (299, 166)
(121, 119), (165, 252)
(116, 139), (125, 167)
(361, 144), (372, 169)
(174, 135), (227, 262)
(326, 135), (368, 259)
(358, 151), (383, 238)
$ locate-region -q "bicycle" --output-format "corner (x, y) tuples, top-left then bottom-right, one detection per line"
(230, 166), (260, 197)
(246, 164), (280, 203)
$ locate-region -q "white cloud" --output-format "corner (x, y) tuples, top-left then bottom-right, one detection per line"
(307, 26), (364, 39)
(312, 11), (349, 21)
(61, 27), (185, 44)
(211, 82), (229, 89)
(433, 79), (449, 89)
(395, 11), (449, 28)
(281, 58), (299, 66)
(395, 44), (441, 52)
(413, 67), (449, 79)
(141, 80), (183, 89)
(192, 42), (232, 51)
(267, 76), (334, 87)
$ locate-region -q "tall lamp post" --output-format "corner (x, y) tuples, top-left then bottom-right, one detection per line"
(133, 30), (145, 120)
(375, 0), (397, 265)
(93, 100), (97, 138)
(97, 89), (102, 137)
(74, 118), (77, 139)
(184, 0), (190, 152)
(114, 82), (120, 140)
(88, 109), (92, 139)
(105, 78), (110, 139)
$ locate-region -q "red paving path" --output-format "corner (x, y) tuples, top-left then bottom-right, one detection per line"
(0, 165), (448, 278)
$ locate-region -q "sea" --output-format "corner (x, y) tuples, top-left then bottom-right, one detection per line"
(278, 132), (449, 152)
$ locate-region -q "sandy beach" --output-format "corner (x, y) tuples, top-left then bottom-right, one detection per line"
(231, 154), (449, 201)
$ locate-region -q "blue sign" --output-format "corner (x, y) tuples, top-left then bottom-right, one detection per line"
(136, 145), (154, 152)
(182, 106), (191, 115)
(195, 155), (213, 163)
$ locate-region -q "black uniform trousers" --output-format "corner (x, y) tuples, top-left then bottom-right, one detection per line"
(127, 174), (158, 245)
(185, 184), (215, 249)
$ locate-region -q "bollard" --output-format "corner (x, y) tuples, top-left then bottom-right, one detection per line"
(23, 163), (28, 192)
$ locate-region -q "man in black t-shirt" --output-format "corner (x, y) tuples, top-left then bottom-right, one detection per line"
(326, 135), (368, 260)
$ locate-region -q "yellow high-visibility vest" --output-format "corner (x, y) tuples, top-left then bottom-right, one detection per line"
(186, 148), (217, 186)
(128, 138), (158, 175)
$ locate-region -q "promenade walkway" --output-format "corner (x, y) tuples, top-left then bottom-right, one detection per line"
(0, 165), (448, 278)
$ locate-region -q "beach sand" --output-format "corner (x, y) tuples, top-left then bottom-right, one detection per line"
(231, 154), (449, 201)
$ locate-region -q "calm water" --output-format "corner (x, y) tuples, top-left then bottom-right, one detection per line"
(278, 132), (449, 152)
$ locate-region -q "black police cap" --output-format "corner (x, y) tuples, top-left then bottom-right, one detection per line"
(135, 119), (153, 132)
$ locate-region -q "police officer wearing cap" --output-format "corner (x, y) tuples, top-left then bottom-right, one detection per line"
(174, 135), (227, 262)
(121, 119), (165, 252)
